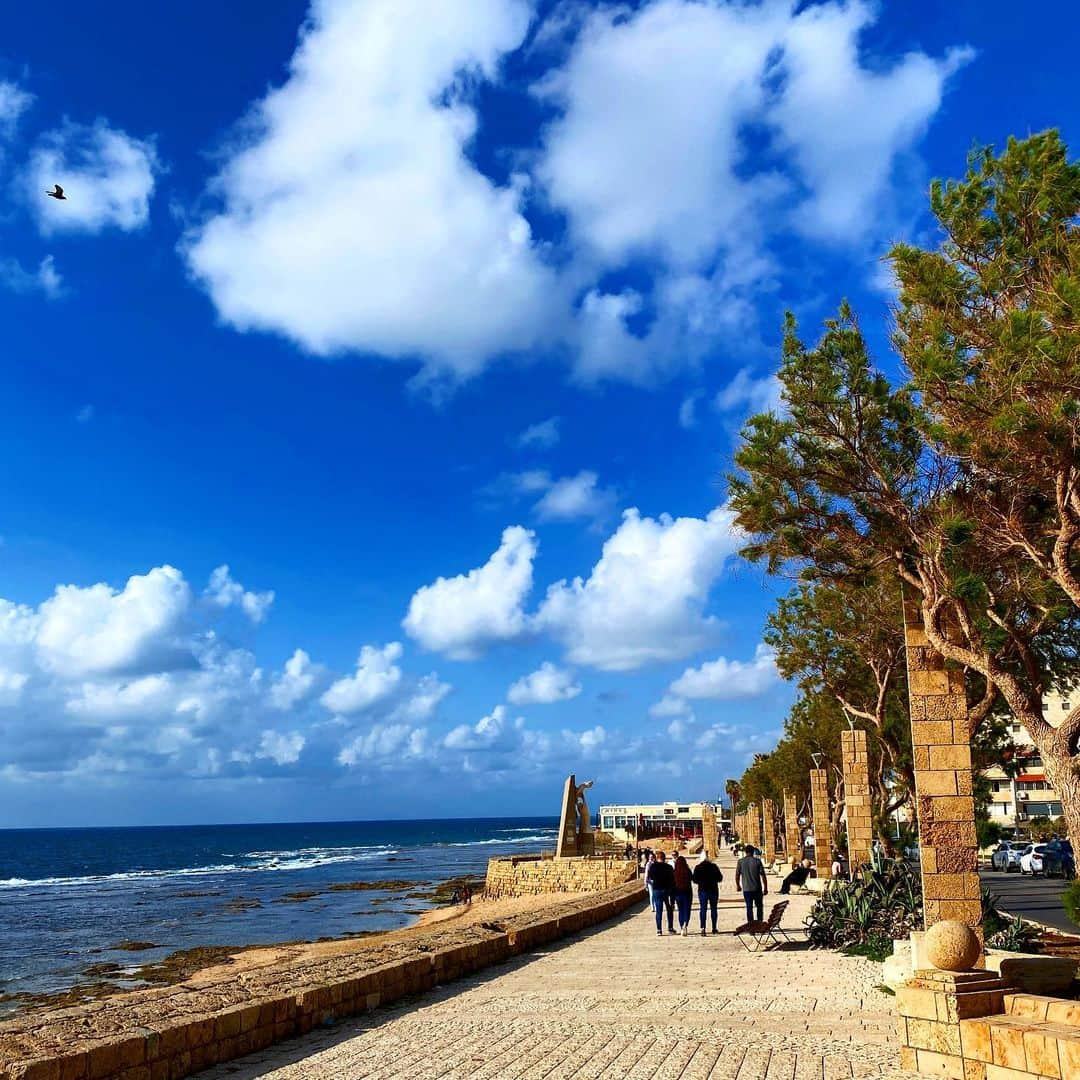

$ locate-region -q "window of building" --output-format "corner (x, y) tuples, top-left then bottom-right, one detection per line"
(1042, 703), (1049, 711)
(992, 781), (1001, 792)
(1064, 702), (1072, 710)
(1011, 723), (1021, 733)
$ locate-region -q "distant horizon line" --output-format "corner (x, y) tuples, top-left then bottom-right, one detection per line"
(0, 813), (563, 833)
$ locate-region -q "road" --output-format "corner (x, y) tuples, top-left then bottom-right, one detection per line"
(979, 866), (1077, 934)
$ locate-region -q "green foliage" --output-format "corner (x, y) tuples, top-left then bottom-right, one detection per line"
(842, 939), (893, 963)
(1062, 880), (1080, 929)
(987, 916), (1040, 954)
(805, 858), (922, 951)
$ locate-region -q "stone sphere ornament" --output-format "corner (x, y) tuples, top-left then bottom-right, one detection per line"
(925, 920), (981, 972)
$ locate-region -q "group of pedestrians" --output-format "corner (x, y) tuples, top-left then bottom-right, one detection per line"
(643, 849), (730, 936)
(644, 845), (775, 935)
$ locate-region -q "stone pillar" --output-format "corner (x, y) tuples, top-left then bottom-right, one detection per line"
(903, 600), (982, 941)
(750, 803), (765, 853)
(810, 769), (832, 879)
(784, 791), (800, 868)
(841, 729), (875, 871)
(701, 804), (719, 858)
(762, 798), (777, 864)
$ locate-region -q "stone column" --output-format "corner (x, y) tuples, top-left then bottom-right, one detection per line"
(701, 804), (719, 858)
(762, 798), (777, 864)
(810, 769), (832, 879)
(752, 803), (766, 853)
(841, 729), (875, 871)
(903, 600), (982, 941)
(784, 791), (800, 867)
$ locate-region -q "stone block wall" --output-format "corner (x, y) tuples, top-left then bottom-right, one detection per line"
(840, 729), (874, 869)
(0, 882), (646, 1080)
(784, 792), (800, 868)
(902, 600), (982, 938)
(810, 769), (832, 879)
(484, 855), (637, 899)
(762, 798), (777, 863)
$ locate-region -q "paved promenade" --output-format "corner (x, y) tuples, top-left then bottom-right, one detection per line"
(200, 857), (910, 1080)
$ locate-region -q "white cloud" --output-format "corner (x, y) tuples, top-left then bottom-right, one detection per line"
(27, 120), (159, 235)
(537, 505), (742, 671)
(0, 255), (63, 299)
(183, 0), (563, 383)
(270, 648), (323, 710)
(443, 703), (518, 751)
(678, 391), (702, 430)
(320, 642), (403, 714)
(660, 643), (779, 714)
(0, 81), (32, 138)
(36, 566), (192, 678)
(390, 673), (452, 721)
(337, 722), (428, 766)
(534, 470), (615, 524)
(538, 0), (968, 260)
(536, 0), (787, 269)
(515, 417), (560, 450)
(258, 729), (305, 765)
(507, 661), (581, 705)
(403, 526), (536, 658)
(768, 2), (973, 240)
(713, 368), (784, 418)
(204, 565), (275, 624)
(0, 667), (29, 706)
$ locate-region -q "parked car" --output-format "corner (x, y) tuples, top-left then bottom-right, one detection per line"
(1019, 844), (1049, 876)
(991, 841), (1023, 872)
(1042, 840), (1075, 879)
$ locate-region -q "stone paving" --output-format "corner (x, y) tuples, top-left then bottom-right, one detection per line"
(199, 859), (911, 1080)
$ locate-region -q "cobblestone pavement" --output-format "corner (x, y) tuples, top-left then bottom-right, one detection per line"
(200, 861), (911, 1080)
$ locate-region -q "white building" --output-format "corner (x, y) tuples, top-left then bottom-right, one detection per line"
(598, 801), (728, 843)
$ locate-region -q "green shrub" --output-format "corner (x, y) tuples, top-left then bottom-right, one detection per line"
(806, 858), (923, 951)
(986, 915), (1040, 953)
(1063, 880), (1080, 929)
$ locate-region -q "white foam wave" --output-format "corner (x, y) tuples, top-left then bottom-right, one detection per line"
(0, 845), (398, 890)
(440, 832), (555, 848)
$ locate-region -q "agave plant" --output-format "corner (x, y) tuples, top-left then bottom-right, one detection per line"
(806, 857), (923, 951)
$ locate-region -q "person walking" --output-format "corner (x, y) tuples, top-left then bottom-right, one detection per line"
(692, 852), (723, 935)
(735, 845), (767, 924)
(644, 852), (656, 905)
(671, 852), (693, 935)
(645, 851), (675, 936)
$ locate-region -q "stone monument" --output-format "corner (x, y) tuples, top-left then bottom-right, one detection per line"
(555, 774), (596, 858)
(762, 797), (777, 864)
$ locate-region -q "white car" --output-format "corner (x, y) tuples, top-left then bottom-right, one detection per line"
(991, 842), (1023, 872)
(1019, 844), (1048, 876)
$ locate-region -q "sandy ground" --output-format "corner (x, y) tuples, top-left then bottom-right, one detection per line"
(181, 891), (595, 986)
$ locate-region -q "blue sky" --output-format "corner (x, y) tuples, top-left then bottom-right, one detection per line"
(0, 0), (1076, 827)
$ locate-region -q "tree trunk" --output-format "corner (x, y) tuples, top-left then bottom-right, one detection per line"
(1039, 750), (1080, 854)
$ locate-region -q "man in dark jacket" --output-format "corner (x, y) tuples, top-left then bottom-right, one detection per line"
(736, 845), (767, 923)
(671, 853), (694, 935)
(645, 851), (676, 935)
(692, 854), (724, 935)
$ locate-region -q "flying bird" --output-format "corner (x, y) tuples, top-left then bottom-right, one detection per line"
(46, 185), (66, 200)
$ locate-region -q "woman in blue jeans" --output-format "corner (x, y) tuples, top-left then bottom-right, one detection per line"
(671, 853), (694, 935)
(645, 851), (676, 935)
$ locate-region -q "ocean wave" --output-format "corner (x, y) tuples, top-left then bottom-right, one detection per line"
(439, 833), (555, 847)
(0, 846), (399, 890)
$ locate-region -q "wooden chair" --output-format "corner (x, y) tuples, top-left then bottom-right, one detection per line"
(733, 900), (794, 952)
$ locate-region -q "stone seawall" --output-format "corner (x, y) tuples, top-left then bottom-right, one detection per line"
(0, 881), (645, 1080)
(485, 854), (638, 898)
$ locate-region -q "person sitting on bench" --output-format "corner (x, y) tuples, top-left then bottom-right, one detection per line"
(779, 858), (814, 894)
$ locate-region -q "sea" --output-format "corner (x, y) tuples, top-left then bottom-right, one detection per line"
(0, 817), (559, 1007)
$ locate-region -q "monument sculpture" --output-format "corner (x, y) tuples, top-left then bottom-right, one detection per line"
(555, 774), (596, 857)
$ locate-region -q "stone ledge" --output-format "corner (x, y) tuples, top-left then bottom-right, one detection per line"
(0, 881), (645, 1080)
